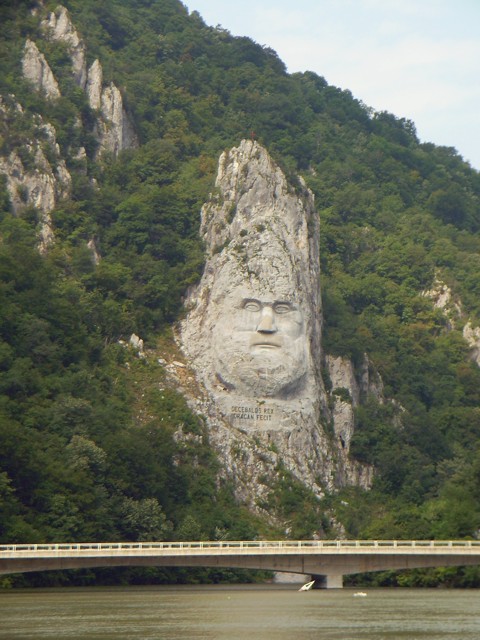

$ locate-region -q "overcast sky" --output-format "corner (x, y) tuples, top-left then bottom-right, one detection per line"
(187, 0), (480, 170)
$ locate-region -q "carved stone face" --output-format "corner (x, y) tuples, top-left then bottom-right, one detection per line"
(212, 286), (308, 397)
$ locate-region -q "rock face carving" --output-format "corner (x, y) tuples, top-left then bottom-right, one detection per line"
(180, 140), (372, 500)
(214, 293), (308, 398)
(182, 140), (321, 425)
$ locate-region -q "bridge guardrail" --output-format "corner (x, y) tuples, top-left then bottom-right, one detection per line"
(2, 540), (480, 553)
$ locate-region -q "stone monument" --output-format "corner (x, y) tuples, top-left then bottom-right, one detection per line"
(180, 140), (371, 501)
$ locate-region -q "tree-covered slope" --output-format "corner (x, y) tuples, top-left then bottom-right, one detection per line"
(2, 0), (480, 587)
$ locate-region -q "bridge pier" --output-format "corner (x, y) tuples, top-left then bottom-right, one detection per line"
(314, 573), (343, 589)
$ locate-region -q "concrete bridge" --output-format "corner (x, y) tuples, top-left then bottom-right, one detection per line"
(2, 540), (480, 588)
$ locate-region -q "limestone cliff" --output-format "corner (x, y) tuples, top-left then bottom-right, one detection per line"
(422, 276), (462, 329)
(325, 354), (383, 486)
(179, 140), (372, 510)
(0, 96), (71, 251)
(86, 59), (138, 157)
(86, 59), (103, 111)
(3, 2), (139, 252)
(34, 4), (138, 157)
(463, 323), (480, 367)
(423, 275), (480, 367)
(41, 5), (87, 89)
(22, 39), (60, 101)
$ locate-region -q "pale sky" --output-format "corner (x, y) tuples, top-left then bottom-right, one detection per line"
(187, 0), (480, 170)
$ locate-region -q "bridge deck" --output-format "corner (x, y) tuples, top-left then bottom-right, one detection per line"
(2, 540), (480, 585)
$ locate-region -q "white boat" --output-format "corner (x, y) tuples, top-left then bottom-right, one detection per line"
(353, 591), (367, 597)
(298, 580), (315, 591)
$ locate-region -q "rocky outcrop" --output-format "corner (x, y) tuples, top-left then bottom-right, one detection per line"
(325, 355), (381, 486)
(359, 354), (384, 402)
(35, 4), (138, 157)
(463, 322), (480, 367)
(86, 59), (103, 110)
(326, 356), (358, 459)
(422, 277), (462, 328)
(86, 59), (138, 156)
(423, 275), (480, 367)
(101, 83), (138, 155)
(179, 140), (372, 509)
(22, 39), (60, 100)
(327, 356), (359, 405)
(41, 5), (87, 88)
(87, 238), (101, 265)
(0, 96), (71, 251)
(0, 148), (55, 251)
(129, 333), (145, 356)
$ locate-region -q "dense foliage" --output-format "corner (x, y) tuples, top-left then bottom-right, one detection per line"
(2, 0), (480, 586)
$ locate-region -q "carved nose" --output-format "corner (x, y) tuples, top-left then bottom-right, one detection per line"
(256, 307), (276, 333)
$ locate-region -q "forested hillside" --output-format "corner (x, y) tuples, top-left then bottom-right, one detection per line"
(2, 0), (480, 587)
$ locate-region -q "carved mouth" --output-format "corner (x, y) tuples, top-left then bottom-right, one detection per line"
(254, 344), (279, 349)
(251, 337), (282, 349)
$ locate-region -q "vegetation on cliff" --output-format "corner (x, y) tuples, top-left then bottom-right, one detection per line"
(2, 0), (480, 586)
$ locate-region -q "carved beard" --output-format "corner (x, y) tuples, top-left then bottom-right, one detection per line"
(214, 340), (308, 398)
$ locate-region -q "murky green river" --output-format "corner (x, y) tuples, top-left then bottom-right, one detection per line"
(1, 585), (480, 639)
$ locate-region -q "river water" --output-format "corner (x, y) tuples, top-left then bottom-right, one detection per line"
(1, 585), (480, 640)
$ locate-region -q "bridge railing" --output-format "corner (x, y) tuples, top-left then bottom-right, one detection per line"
(2, 540), (480, 553)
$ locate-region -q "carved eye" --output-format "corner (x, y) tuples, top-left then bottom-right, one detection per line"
(274, 302), (292, 314)
(243, 300), (261, 312)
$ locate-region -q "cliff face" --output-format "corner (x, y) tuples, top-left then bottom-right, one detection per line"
(85, 58), (138, 157)
(41, 5), (88, 89)
(21, 4), (137, 159)
(40, 4), (138, 157)
(22, 39), (61, 101)
(0, 96), (71, 251)
(423, 276), (480, 367)
(1, 4), (138, 249)
(180, 140), (373, 507)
